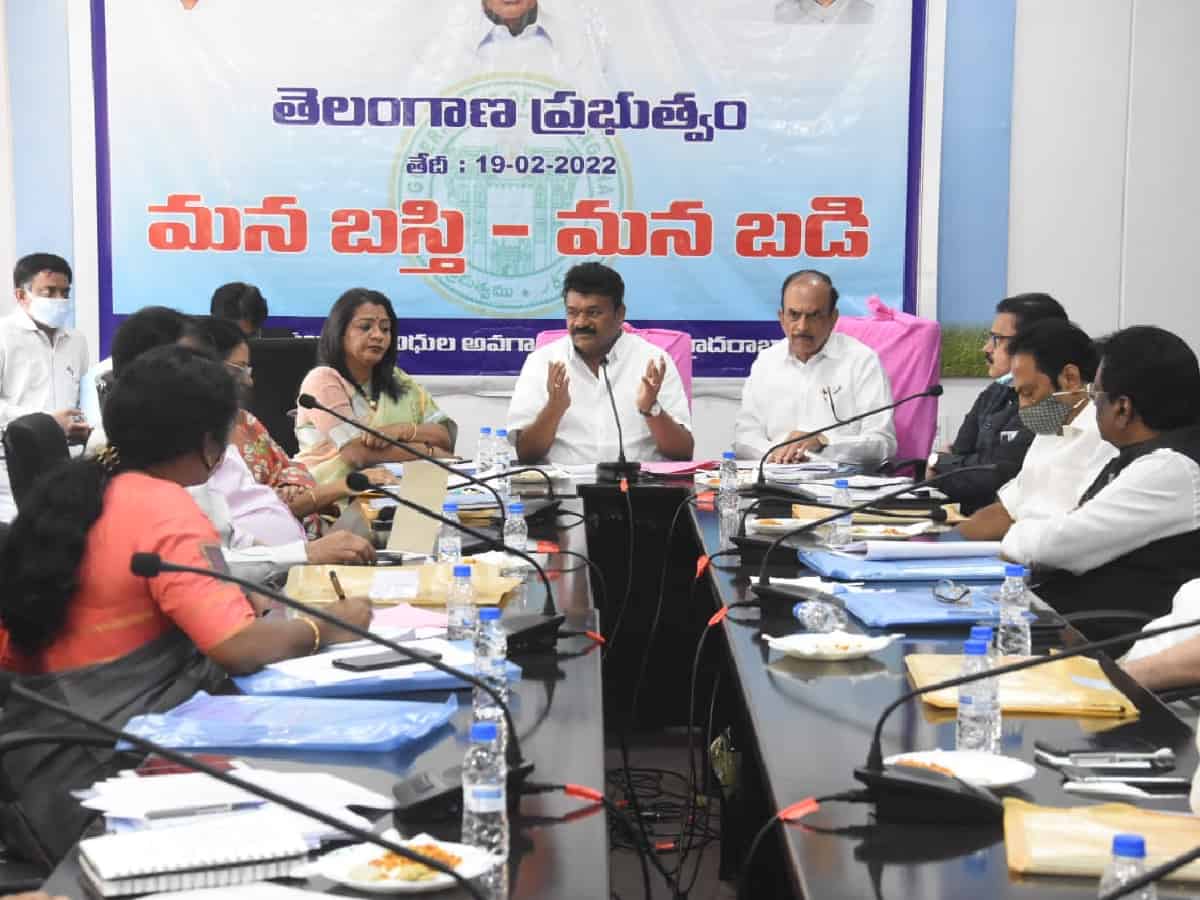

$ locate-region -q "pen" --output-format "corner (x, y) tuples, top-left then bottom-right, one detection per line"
(329, 570), (347, 601)
(145, 802), (261, 820)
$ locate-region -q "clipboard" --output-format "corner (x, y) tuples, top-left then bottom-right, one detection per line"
(386, 460), (449, 555)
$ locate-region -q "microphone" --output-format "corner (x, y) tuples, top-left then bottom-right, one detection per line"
(129, 552), (533, 818)
(857, 613), (1200, 825)
(751, 465), (997, 591)
(597, 357), (641, 485)
(346, 472), (565, 654)
(754, 384), (944, 489)
(296, 393), (508, 527)
(0, 671), (488, 900)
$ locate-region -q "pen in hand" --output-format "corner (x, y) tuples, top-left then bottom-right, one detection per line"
(328, 570), (347, 602)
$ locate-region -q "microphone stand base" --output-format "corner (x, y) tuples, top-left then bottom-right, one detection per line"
(597, 461), (642, 484)
(852, 765), (1003, 825)
(393, 760), (536, 823)
(503, 612), (567, 655)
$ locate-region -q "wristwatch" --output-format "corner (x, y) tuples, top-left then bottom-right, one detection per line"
(638, 401), (662, 418)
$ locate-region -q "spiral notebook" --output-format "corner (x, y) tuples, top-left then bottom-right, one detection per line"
(78, 819), (308, 897)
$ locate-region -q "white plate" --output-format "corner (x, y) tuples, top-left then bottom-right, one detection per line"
(746, 517), (809, 536)
(883, 750), (1037, 788)
(847, 522), (933, 540)
(314, 830), (497, 894)
(763, 631), (902, 661)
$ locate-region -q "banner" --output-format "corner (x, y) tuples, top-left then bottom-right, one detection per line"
(93, 0), (922, 376)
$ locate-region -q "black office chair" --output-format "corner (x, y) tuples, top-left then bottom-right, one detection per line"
(2, 413), (70, 512)
(246, 337), (319, 457)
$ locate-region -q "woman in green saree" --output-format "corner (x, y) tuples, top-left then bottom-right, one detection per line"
(294, 288), (457, 486)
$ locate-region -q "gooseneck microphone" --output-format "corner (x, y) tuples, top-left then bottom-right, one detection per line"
(345, 472), (564, 653)
(129, 552), (532, 803)
(855, 611), (1200, 825)
(0, 673), (487, 900)
(296, 393), (508, 527)
(752, 465), (997, 589)
(597, 357), (642, 485)
(754, 384), (945, 489)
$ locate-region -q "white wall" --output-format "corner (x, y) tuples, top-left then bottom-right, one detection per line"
(0, 3), (15, 316)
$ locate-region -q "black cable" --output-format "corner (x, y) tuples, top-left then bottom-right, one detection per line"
(604, 484), (639, 655)
(679, 669), (722, 897)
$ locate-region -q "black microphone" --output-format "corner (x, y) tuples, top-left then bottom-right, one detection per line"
(346, 472), (564, 654)
(754, 384), (945, 489)
(857, 613), (1200, 826)
(0, 671), (488, 900)
(129, 552), (533, 818)
(597, 357), (642, 485)
(751, 465), (997, 590)
(296, 392), (508, 527)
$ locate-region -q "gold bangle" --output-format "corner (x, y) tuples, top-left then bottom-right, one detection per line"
(296, 615), (321, 654)
(304, 487), (319, 515)
(407, 423), (418, 442)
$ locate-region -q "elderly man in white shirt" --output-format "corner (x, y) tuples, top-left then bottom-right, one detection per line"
(734, 270), (896, 467)
(507, 262), (693, 466)
(959, 319), (1115, 541)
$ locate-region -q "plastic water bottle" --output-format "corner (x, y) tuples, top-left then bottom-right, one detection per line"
(473, 607), (509, 738)
(997, 564), (1032, 657)
(956, 639), (1000, 754)
(492, 429), (512, 500)
(829, 478), (853, 547)
(1098, 834), (1156, 899)
(717, 451), (739, 512)
(793, 600), (848, 633)
(447, 564), (476, 640)
(476, 426), (493, 475)
(968, 625), (1000, 752)
(461, 721), (509, 896)
(501, 501), (530, 608)
(437, 501), (462, 563)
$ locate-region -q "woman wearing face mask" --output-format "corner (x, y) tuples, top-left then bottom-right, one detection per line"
(294, 289), (457, 486)
(0, 345), (371, 864)
(202, 317), (347, 531)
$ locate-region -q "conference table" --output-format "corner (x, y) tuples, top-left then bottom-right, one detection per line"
(40, 497), (610, 900)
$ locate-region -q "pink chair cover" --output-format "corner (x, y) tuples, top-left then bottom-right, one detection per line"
(534, 322), (694, 407)
(833, 297), (941, 462)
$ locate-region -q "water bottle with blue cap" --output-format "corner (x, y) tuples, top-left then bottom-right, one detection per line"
(437, 500), (462, 563)
(956, 639), (1000, 753)
(792, 600), (848, 633)
(997, 564), (1032, 657)
(447, 563), (476, 640)
(829, 478), (853, 547)
(461, 720), (508, 895)
(1098, 834), (1156, 899)
(473, 607), (508, 735)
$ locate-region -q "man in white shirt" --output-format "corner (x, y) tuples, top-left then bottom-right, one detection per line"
(959, 320), (1115, 541)
(0, 253), (90, 440)
(1001, 326), (1200, 633)
(734, 269), (896, 466)
(507, 262), (693, 465)
(775, 0), (876, 25)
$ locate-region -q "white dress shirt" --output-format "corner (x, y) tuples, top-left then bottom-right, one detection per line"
(0, 307), (89, 425)
(79, 356), (113, 430)
(733, 332), (896, 465)
(506, 332), (691, 465)
(1003, 447), (1200, 574)
(775, 0), (877, 24)
(1125, 578), (1200, 664)
(995, 402), (1116, 522)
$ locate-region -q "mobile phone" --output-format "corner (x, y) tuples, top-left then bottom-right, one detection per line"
(331, 649), (443, 672)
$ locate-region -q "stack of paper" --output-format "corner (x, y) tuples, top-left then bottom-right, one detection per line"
(78, 768), (392, 847)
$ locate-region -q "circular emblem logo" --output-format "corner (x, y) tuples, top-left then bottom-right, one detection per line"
(392, 75), (632, 316)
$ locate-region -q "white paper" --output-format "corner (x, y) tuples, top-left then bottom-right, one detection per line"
(848, 540), (1004, 561)
(368, 568), (420, 600)
(141, 885), (315, 899)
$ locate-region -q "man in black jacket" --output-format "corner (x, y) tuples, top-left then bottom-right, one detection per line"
(931, 293), (1067, 513)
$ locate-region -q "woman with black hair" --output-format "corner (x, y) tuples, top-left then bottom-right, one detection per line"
(0, 344), (371, 676)
(294, 288), (457, 485)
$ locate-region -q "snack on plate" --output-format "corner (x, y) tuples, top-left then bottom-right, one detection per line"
(356, 843), (463, 882)
(893, 758), (955, 778)
(757, 518), (780, 526)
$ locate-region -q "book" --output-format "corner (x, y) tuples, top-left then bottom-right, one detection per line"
(78, 818), (308, 897)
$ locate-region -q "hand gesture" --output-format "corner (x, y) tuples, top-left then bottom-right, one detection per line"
(306, 531), (376, 565)
(767, 431), (822, 463)
(322, 594), (374, 644)
(52, 408), (91, 445)
(637, 357), (667, 414)
(545, 361), (571, 415)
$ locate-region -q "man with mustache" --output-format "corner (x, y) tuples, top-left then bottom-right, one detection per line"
(507, 262), (693, 465)
(734, 269), (896, 466)
(930, 293), (1068, 513)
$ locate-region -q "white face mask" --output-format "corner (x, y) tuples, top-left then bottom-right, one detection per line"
(25, 295), (72, 330)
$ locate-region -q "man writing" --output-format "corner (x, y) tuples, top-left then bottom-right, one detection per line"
(507, 262), (693, 465)
(734, 269), (896, 465)
(958, 320), (1114, 540)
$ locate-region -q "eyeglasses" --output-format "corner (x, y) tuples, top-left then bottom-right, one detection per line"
(986, 332), (1015, 348)
(933, 579), (971, 605)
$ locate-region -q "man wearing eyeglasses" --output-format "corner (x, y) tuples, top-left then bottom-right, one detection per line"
(999, 326), (1200, 640)
(930, 293), (1067, 513)
(958, 320), (1116, 541)
(734, 269), (896, 465)
(507, 262), (693, 465)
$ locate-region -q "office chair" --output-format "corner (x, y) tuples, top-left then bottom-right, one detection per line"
(1, 413), (70, 512)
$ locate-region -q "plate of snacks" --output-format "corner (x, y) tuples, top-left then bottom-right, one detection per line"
(314, 830), (496, 893)
(746, 517), (808, 536)
(763, 631), (902, 661)
(883, 750), (1036, 788)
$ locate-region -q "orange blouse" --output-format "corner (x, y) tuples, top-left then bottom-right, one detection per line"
(1, 472), (255, 674)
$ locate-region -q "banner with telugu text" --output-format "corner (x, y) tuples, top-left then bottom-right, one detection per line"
(95, 0), (919, 376)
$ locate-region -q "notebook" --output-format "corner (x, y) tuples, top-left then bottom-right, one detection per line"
(78, 819), (308, 897)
